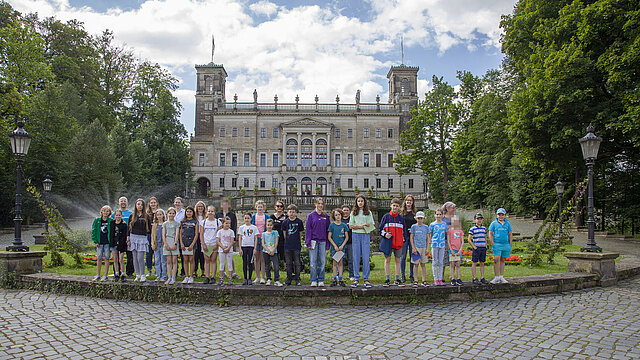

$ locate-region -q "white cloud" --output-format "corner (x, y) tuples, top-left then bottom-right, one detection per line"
(8, 0), (514, 133)
(249, 0), (278, 17)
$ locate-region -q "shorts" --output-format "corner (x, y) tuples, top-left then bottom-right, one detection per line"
(411, 247), (429, 264)
(472, 247), (487, 262)
(182, 249), (194, 256)
(449, 250), (461, 263)
(391, 247), (403, 258)
(203, 244), (217, 257)
(163, 249), (179, 257)
(109, 246), (118, 253)
(492, 245), (511, 258)
(96, 244), (111, 260)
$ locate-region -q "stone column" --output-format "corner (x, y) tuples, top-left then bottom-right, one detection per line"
(326, 131), (331, 170)
(282, 131), (287, 167)
(297, 132), (302, 167)
(312, 132), (317, 166)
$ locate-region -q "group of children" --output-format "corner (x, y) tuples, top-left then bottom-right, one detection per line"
(91, 196), (513, 287)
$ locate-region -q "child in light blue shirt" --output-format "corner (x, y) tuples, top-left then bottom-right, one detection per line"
(427, 208), (448, 285)
(409, 211), (429, 286)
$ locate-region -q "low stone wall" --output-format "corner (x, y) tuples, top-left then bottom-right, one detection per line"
(16, 271), (605, 306)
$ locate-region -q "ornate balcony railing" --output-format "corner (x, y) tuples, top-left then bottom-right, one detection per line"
(219, 101), (400, 114)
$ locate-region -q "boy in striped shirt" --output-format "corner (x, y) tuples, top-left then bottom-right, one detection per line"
(468, 213), (488, 285)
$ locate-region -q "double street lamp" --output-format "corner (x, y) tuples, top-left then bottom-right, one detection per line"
(555, 179), (564, 235)
(579, 124), (603, 252)
(7, 121), (32, 252)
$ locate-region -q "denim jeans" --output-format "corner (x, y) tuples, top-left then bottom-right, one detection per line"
(154, 238), (167, 280)
(285, 249), (301, 282)
(351, 233), (370, 280)
(400, 239), (414, 279)
(308, 243), (326, 283)
(146, 233), (154, 271)
(343, 242), (354, 278)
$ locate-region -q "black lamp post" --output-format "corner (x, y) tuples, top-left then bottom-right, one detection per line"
(42, 175), (52, 234)
(234, 171), (239, 196)
(579, 124), (603, 252)
(555, 178), (564, 235)
(185, 171), (189, 199)
(374, 172), (379, 197)
(7, 121), (32, 252)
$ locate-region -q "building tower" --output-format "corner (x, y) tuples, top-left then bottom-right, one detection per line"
(387, 64), (419, 131)
(194, 62), (227, 137)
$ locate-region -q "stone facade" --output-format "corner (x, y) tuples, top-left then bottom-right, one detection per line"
(190, 60), (423, 197)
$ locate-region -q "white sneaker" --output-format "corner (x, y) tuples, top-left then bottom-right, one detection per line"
(490, 277), (501, 284)
(140, 275), (146, 282)
(350, 277), (355, 281)
(134, 275), (141, 282)
(500, 276), (509, 284)
(145, 271), (151, 277)
(310, 281), (317, 287)
(253, 278), (259, 284)
(318, 282), (325, 287)
(182, 277), (189, 284)
(100, 275), (108, 281)
(188, 277), (194, 284)
(164, 279), (171, 285)
(265, 279), (272, 286)
(168, 278), (175, 285)
(274, 281), (283, 287)
(92, 275), (100, 281)
(259, 278), (266, 284)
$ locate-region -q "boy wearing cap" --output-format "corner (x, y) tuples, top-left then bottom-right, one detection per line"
(409, 211), (429, 287)
(468, 213), (488, 284)
(488, 208), (513, 284)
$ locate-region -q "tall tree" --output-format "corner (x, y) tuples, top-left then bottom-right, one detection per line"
(396, 76), (459, 201)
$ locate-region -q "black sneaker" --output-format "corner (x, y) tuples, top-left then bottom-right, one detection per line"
(330, 280), (338, 287)
(412, 281), (419, 288)
(113, 276), (119, 282)
(203, 277), (210, 284)
(339, 280), (346, 287)
(451, 280), (457, 286)
(394, 279), (400, 286)
(480, 278), (489, 284)
(456, 279), (463, 286)
(383, 279), (390, 287)
(296, 280), (302, 286)
(401, 276), (406, 283)
(409, 276), (415, 283)
(120, 275), (126, 282)
(284, 281), (291, 286)
(473, 278), (480, 285)
(364, 280), (372, 288)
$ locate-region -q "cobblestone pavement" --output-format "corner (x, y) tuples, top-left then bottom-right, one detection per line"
(0, 278), (639, 359)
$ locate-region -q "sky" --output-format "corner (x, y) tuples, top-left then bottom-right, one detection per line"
(8, 0), (517, 135)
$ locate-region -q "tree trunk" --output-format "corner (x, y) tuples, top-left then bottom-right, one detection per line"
(441, 150), (449, 202)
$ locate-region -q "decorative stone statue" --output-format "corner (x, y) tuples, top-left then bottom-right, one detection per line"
(253, 89), (258, 103)
(356, 89), (361, 104)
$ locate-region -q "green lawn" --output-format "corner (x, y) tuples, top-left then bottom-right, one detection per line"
(28, 243), (579, 285)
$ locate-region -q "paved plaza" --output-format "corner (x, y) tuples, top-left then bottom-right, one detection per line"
(0, 277), (639, 359)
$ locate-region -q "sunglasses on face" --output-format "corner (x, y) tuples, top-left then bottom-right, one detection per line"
(276, 204), (283, 208)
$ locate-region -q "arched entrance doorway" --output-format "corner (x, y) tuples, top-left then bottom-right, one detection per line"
(286, 177), (297, 196)
(197, 177), (211, 197)
(316, 177), (327, 196)
(301, 177), (312, 197)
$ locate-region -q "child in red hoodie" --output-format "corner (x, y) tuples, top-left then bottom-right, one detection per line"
(379, 198), (407, 287)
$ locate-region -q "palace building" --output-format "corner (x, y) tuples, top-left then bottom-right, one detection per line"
(189, 57), (424, 197)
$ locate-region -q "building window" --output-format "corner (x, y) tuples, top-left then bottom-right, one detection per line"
(388, 178), (394, 189)
(348, 129), (353, 138)
(335, 178), (341, 188)
(273, 128), (279, 138)
(243, 153), (250, 167)
(335, 128), (340, 138)
(316, 139), (327, 167)
(260, 178), (265, 188)
(376, 178), (381, 189)
(401, 78), (409, 95)
(348, 178), (353, 189)
(219, 153), (226, 167)
(198, 153), (205, 167)
(272, 153), (279, 167)
(376, 128), (381, 138)
(231, 177), (237, 188)
(388, 154), (394, 167)
(261, 128), (266, 138)
(409, 179), (414, 189)
(334, 154), (341, 167)
(347, 154), (353, 167)
(363, 128), (369, 138)
(232, 128), (238, 137)
(364, 178), (369, 188)
(301, 139), (312, 167)
(286, 139), (298, 167)
(219, 177), (225, 188)
(244, 127), (250, 137)
(220, 128), (226, 137)
(232, 153), (238, 167)
(243, 178), (249, 188)
(388, 128), (393, 138)
(376, 153), (381, 167)
(272, 178), (278, 189)
(260, 153), (266, 167)
(363, 153), (369, 167)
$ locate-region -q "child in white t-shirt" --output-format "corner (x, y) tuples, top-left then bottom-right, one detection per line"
(216, 217), (235, 285)
(200, 205), (221, 284)
(238, 213), (258, 285)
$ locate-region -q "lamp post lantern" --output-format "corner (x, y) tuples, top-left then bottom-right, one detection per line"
(42, 175), (53, 234)
(555, 178), (564, 235)
(579, 124), (603, 252)
(7, 121), (32, 252)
